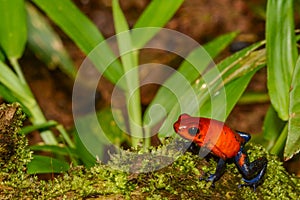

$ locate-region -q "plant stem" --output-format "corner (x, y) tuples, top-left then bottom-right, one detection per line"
(20, 120), (57, 135)
(10, 58), (58, 144)
(30, 102), (58, 145)
(143, 128), (151, 148)
(10, 58), (27, 85)
(270, 124), (288, 155)
(238, 92), (270, 104)
(56, 124), (75, 148)
(123, 51), (143, 147)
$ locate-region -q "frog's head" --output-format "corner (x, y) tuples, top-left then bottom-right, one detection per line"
(173, 113), (201, 141)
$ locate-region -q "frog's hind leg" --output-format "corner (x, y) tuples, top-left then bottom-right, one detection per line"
(240, 163), (267, 191)
(234, 149), (267, 190)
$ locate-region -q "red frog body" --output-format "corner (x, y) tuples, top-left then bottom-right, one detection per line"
(174, 114), (267, 190)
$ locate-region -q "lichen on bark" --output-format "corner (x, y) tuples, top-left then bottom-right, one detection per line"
(0, 103), (30, 173)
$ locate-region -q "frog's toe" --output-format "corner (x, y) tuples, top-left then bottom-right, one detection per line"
(199, 174), (217, 188)
(199, 174), (216, 188)
(199, 173), (215, 181)
(206, 174), (216, 182)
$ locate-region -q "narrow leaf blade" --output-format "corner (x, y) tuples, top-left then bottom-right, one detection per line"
(32, 0), (102, 54)
(262, 105), (285, 150)
(134, 0), (184, 28)
(26, 3), (76, 79)
(266, 0), (297, 120)
(112, 0), (143, 144)
(133, 0), (184, 48)
(0, 61), (34, 108)
(32, 0), (123, 84)
(27, 155), (70, 174)
(143, 33), (243, 130)
(20, 120), (58, 135)
(0, 50), (4, 61)
(0, 0), (27, 59)
(158, 41), (265, 138)
(285, 56), (300, 160)
(30, 145), (77, 157)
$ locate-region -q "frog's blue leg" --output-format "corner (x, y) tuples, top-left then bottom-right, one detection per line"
(234, 148), (267, 191)
(201, 158), (226, 187)
(236, 131), (251, 143)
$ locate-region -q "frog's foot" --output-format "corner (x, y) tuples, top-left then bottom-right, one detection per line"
(238, 162), (267, 191)
(238, 178), (260, 191)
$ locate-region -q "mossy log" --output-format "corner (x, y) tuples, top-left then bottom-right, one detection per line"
(0, 103), (299, 199)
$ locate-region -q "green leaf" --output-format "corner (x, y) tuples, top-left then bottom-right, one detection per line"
(144, 32), (237, 129)
(270, 124), (288, 155)
(27, 155), (70, 174)
(112, 0), (136, 76)
(0, 61), (34, 108)
(20, 120), (58, 135)
(26, 3), (76, 79)
(193, 49), (266, 120)
(266, 0), (297, 120)
(56, 124), (75, 148)
(199, 70), (259, 121)
(113, 0), (130, 34)
(74, 107), (127, 161)
(32, 0), (123, 84)
(0, 0), (27, 59)
(158, 41), (265, 138)
(30, 145), (77, 157)
(0, 60), (57, 145)
(134, 0), (184, 28)
(238, 92), (269, 104)
(262, 105), (285, 150)
(0, 83), (32, 116)
(179, 32), (238, 84)
(0, 50), (4, 61)
(73, 130), (96, 168)
(0, 84), (20, 104)
(204, 32), (239, 58)
(32, 0), (102, 54)
(285, 56), (300, 160)
(97, 108), (129, 146)
(113, 0), (143, 145)
(133, 0), (184, 48)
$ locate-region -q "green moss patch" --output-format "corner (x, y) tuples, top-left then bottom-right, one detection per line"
(0, 103), (299, 199)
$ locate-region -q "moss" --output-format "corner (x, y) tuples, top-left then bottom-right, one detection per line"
(0, 103), (29, 170)
(0, 103), (299, 199)
(0, 103), (33, 198)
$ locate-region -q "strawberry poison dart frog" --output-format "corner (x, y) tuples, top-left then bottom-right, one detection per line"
(173, 114), (267, 190)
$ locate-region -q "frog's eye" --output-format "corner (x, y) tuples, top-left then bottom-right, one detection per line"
(188, 127), (199, 136)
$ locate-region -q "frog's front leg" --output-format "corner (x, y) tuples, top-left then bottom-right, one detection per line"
(234, 148), (267, 190)
(201, 158), (226, 187)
